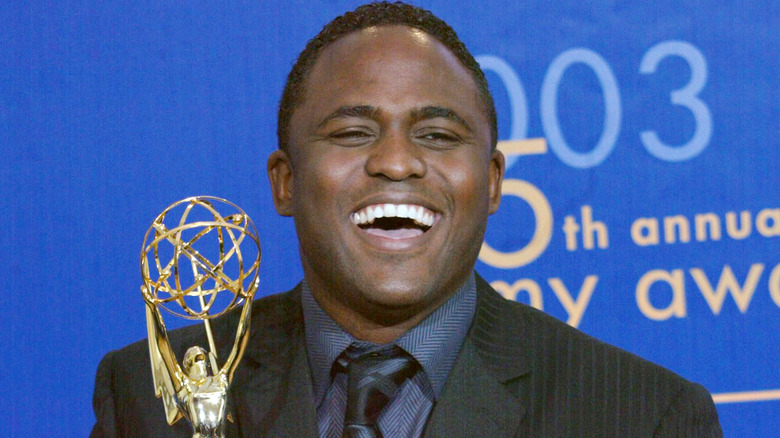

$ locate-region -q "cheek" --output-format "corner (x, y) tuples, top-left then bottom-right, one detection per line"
(441, 156), (491, 210)
(292, 151), (363, 218)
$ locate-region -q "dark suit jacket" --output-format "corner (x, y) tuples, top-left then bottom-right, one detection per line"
(91, 275), (722, 437)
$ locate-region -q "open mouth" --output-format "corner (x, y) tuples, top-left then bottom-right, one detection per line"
(350, 203), (436, 239)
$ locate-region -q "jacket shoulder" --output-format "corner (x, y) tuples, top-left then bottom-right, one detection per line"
(474, 276), (721, 436)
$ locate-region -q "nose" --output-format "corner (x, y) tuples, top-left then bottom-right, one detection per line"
(364, 131), (426, 181)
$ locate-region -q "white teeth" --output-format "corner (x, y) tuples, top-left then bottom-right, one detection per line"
(351, 203), (436, 227)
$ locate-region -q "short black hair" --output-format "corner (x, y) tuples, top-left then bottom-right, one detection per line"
(277, 1), (497, 151)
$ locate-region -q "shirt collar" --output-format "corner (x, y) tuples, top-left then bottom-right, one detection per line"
(301, 273), (477, 403)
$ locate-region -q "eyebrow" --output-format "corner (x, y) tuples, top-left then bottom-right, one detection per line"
(411, 106), (472, 133)
(317, 105), (378, 129)
(316, 104), (472, 132)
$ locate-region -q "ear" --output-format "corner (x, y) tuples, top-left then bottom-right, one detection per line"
(487, 149), (505, 214)
(267, 149), (294, 216)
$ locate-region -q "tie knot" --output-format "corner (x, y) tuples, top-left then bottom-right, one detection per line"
(342, 344), (419, 437)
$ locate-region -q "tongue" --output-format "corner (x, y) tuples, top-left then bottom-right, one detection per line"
(364, 227), (424, 239)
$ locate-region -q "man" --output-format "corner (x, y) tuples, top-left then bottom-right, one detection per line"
(91, 2), (722, 437)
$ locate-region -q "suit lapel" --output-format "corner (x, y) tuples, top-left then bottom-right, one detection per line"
(424, 275), (531, 438)
(229, 287), (318, 438)
(266, 339), (319, 437)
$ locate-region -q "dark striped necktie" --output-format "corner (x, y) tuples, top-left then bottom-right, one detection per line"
(342, 346), (419, 438)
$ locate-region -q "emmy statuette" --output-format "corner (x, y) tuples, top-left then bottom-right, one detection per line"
(140, 197), (260, 438)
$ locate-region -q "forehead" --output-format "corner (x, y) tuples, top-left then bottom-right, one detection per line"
(295, 25), (486, 125)
(315, 25), (456, 72)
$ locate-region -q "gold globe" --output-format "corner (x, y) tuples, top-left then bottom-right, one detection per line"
(140, 196), (260, 320)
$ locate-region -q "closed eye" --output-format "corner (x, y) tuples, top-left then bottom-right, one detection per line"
(329, 128), (375, 146)
(415, 129), (463, 149)
(421, 132), (458, 141)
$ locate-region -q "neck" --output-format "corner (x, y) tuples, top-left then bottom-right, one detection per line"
(308, 286), (451, 344)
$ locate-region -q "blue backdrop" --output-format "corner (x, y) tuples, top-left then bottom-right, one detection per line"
(2, 1), (777, 436)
